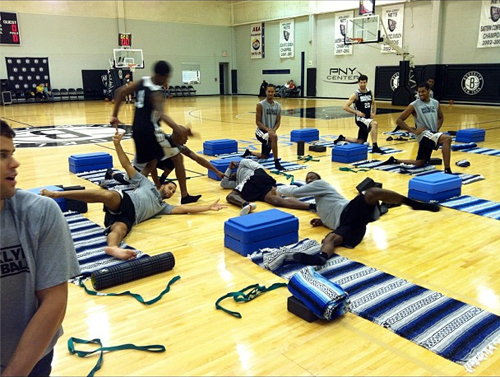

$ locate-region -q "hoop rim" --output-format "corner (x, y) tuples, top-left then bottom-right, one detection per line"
(348, 37), (364, 44)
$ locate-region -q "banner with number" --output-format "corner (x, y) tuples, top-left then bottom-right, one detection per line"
(279, 19), (294, 58)
(477, 0), (500, 48)
(381, 5), (405, 53)
(251, 23), (265, 59)
(334, 12), (353, 55)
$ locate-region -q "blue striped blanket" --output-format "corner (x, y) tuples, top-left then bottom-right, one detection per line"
(64, 211), (146, 277)
(249, 238), (500, 371)
(350, 160), (485, 185)
(438, 195), (500, 221)
(321, 142), (403, 155)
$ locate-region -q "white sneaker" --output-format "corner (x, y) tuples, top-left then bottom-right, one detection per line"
(239, 203), (257, 216)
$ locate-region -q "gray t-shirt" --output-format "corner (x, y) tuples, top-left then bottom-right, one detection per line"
(256, 99), (281, 135)
(115, 172), (174, 224)
(1, 190), (81, 372)
(220, 159), (263, 192)
(411, 98), (440, 143)
(276, 180), (350, 230)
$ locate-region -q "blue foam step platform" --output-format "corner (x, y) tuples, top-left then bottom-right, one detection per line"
(332, 144), (368, 163)
(203, 139), (238, 156)
(69, 152), (113, 173)
(27, 185), (66, 211)
(224, 209), (299, 256)
(208, 156), (243, 181)
(291, 128), (319, 143)
(456, 128), (485, 143)
(408, 172), (462, 202)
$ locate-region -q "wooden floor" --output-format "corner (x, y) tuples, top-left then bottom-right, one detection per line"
(2, 96), (500, 376)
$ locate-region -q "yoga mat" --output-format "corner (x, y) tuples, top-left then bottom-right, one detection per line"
(64, 211), (147, 277)
(438, 195), (500, 221)
(350, 160), (485, 185)
(248, 238), (500, 371)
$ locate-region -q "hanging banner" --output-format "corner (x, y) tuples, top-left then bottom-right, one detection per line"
(381, 4), (405, 54)
(477, 0), (500, 48)
(334, 12), (353, 55)
(279, 19), (294, 58)
(251, 23), (265, 59)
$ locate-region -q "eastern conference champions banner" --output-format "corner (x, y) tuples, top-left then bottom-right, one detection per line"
(251, 23), (265, 59)
(279, 20), (294, 58)
(381, 5), (404, 53)
(477, 0), (500, 48)
(335, 12), (353, 55)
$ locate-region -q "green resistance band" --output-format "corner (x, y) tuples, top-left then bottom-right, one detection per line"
(215, 282), (287, 318)
(270, 170), (295, 184)
(338, 167), (370, 173)
(298, 155), (320, 162)
(78, 275), (180, 305)
(68, 337), (166, 377)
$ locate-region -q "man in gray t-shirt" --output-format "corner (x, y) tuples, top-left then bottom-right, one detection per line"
(274, 171), (440, 266)
(1, 121), (81, 376)
(381, 81), (453, 174)
(42, 131), (226, 261)
(241, 84), (284, 170)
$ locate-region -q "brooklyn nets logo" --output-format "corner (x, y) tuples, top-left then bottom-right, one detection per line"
(461, 71), (484, 96)
(13, 124), (132, 148)
(390, 72), (400, 91)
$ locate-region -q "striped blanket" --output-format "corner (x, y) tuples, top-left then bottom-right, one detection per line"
(249, 238), (500, 371)
(64, 211), (146, 277)
(438, 195), (500, 221)
(350, 160), (485, 185)
(320, 142), (403, 155)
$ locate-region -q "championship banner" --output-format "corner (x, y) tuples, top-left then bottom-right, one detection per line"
(335, 12), (353, 55)
(279, 19), (294, 58)
(251, 23), (265, 59)
(381, 5), (404, 54)
(477, 0), (500, 48)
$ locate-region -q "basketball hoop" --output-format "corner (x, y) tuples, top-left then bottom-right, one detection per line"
(128, 64), (136, 73)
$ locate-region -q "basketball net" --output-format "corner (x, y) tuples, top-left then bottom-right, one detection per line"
(128, 64), (136, 73)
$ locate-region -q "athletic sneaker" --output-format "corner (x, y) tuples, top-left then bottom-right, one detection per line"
(380, 156), (398, 165)
(333, 135), (346, 145)
(240, 203), (257, 216)
(104, 168), (114, 180)
(242, 149), (252, 158)
(371, 146), (387, 155)
(274, 160), (285, 171)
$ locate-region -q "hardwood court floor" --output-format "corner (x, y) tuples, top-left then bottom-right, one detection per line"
(2, 96), (500, 376)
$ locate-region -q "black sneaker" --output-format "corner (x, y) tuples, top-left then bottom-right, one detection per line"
(333, 135), (346, 145)
(104, 168), (114, 180)
(242, 149), (252, 158)
(371, 146), (387, 155)
(380, 156), (398, 165)
(274, 161), (285, 171)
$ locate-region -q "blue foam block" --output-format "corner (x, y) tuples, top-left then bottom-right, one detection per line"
(456, 128), (485, 143)
(408, 172), (462, 193)
(291, 129), (319, 143)
(203, 139), (238, 156)
(27, 185), (67, 211)
(208, 156), (243, 181)
(408, 187), (462, 202)
(332, 144), (368, 163)
(224, 209), (299, 256)
(69, 152), (113, 173)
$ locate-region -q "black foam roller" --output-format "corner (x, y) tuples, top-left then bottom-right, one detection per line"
(91, 252), (175, 290)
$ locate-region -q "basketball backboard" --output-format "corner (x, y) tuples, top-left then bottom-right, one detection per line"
(113, 49), (144, 69)
(344, 15), (381, 45)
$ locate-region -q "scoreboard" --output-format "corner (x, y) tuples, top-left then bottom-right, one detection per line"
(118, 33), (132, 47)
(1, 11), (21, 45)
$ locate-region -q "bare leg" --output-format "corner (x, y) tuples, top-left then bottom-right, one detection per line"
(41, 188), (122, 212)
(293, 232), (343, 266)
(269, 133), (279, 160)
(439, 134), (453, 170)
(364, 187), (440, 211)
(104, 222), (138, 260)
(171, 154), (187, 196)
(264, 192), (311, 210)
(369, 121), (379, 144)
(141, 159), (158, 180)
(226, 190), (247, 207)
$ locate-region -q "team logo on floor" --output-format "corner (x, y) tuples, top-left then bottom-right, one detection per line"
(12, 124), (132, 148)
(461, 71), (484, 96)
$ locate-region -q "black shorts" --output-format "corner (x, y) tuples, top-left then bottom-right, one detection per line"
(333, 194), (378, 249)
(240, 168), (276, 202)
(256, 133), (272, 158)
(132, 123), (164, 164)
(104, 191), (136, 233)
(416, 136), (438, 162)
(157, 158), (175, 171)
(355, 121), (372, 142)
